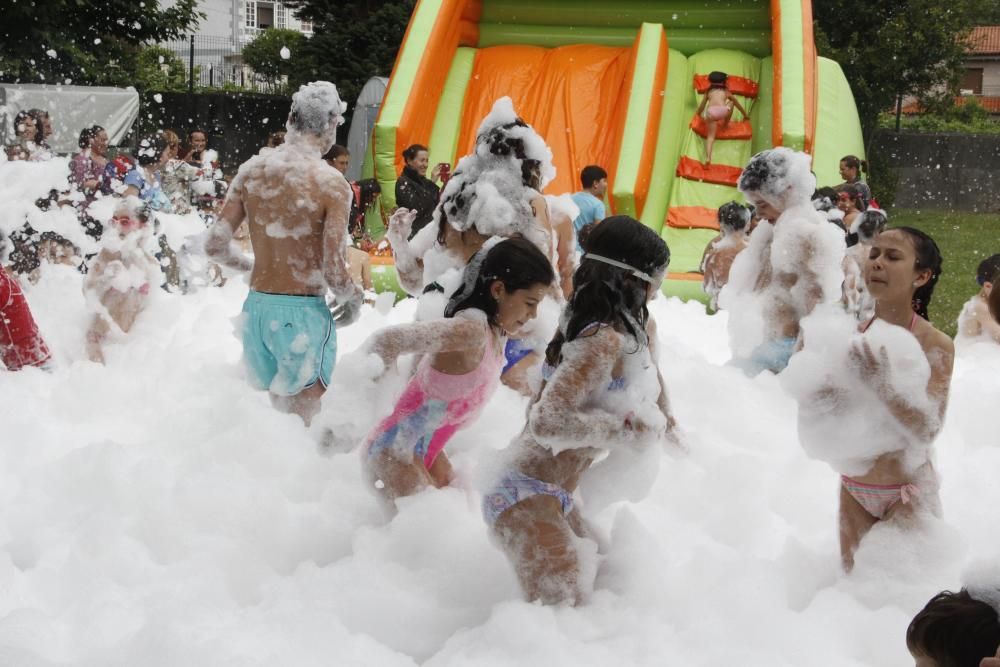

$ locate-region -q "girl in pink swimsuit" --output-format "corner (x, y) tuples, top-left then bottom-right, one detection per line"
(837, 227), (954, 570)
(363, 238), (555, 505)
(84, 199), (161, 364)
(696, 71), (749, 165)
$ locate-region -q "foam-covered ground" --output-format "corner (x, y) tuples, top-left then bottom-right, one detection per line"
(3, 256), (999, 666)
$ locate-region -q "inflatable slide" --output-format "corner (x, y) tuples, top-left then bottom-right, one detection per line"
(366, 0), (865, 300)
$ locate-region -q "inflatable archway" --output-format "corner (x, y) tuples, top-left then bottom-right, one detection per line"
(367, 0), (864, 299)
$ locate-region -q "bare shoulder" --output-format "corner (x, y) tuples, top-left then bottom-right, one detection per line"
(571, 324), (624, 359)
(916, 319), (955, 368)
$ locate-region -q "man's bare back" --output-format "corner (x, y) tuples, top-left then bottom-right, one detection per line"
(222, 145), (353, 296)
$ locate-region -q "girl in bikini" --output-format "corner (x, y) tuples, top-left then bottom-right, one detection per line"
(696, 71), (749, 165)
(362, 238), (555, 505)
(838, 227), (954, 570)
(84, 199), (161, 364)
(483, 216), (677, 605)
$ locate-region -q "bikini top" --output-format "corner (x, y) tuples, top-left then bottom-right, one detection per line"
(541, 322), (627, 392)
(414, 309), (506, 403)
(860, 311), (918, 334)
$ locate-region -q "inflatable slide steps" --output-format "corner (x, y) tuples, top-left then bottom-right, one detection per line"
(661, 49), (763, 288)
(365, 0), (866, 303)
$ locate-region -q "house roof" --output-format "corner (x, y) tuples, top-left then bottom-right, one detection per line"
(968, 26), (1000, 55)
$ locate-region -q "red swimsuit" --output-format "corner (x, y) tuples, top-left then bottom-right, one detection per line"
(0, 266), (51, 370)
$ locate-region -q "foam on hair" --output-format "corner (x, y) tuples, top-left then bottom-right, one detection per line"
(287, 81), (347, 135)
(738, 147), (816, 211)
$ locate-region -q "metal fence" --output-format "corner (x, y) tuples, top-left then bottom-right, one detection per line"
(160, 35), (288, 94)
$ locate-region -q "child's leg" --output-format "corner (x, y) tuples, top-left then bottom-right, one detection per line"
(271, 381), (326, 426)
(86, 315), (109, 364)
(495, 494), (582, 605)
(705, 120), (717, 165)
(426, 450), (454, 488)
(367, 449), (434, 502)
(839, 483), (878, 571)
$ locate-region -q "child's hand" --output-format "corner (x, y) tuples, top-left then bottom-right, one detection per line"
(849, 339), (890, 388)
(387, 208), (417, 243)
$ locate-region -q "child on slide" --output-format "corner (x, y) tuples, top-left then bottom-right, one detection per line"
(362, 238), (555, 505)
(696, 71), (749, 165)
(84, 199), (161, 364)
(483, 216), (677, 605)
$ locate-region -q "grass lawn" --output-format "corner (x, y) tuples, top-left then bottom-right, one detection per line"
(887, 209), (1000, 338)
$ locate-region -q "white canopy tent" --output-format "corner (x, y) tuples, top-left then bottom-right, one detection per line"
(345, 76), (388, 182)
(0, 84), (140, 154)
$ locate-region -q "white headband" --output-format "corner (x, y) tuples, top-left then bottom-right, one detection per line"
(582, 253), (661, 285)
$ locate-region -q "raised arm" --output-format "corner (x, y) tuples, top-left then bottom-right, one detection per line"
(529, 329), (628, 449)
(552, 210), (576, 299)
(385, 207), (425, 295)
(365, 317), (488, 367)
(205, 175), (253, 272)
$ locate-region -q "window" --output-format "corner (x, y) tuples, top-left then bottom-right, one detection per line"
(258, 3), (274, 29)
(244, 1), (257, 29)
(960, 68), (984, 95)
(275, 2), (287, 29)
(300, 19), (313, 34)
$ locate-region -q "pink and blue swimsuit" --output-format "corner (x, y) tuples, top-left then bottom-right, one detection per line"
(365, 315), (505, 470)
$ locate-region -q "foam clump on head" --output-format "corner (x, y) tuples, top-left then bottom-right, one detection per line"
(434, 97), (555, 245)
(286, 81), (347, 136)
(738, 147), (816, 211)
(852, 208), (888, 243)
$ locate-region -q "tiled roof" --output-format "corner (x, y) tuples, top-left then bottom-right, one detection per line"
(968, 26), (1000, 55)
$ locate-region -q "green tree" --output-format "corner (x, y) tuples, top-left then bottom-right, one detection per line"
(133, 46), (189, 92)
(243, 28), (307, 82)
(282, 0), (415, 123)
(0, 0), (202, 86)
(814, 0), (991, 142)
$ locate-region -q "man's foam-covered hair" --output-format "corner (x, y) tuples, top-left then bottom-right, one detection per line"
(717, 201), (750, 232)
(288, 81), (347, 135)
(738, 147), (816, 210)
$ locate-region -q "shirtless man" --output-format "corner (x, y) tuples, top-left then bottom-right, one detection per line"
(718, 147), (846, 374)
(699, 200), (750, 310)
(206, 82), (362, 424)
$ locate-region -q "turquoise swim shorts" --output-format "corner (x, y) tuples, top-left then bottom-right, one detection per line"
(734, 336), (797, 376)
(241, 290), (337, 396)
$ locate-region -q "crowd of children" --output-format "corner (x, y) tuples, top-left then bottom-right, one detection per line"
(4, 82), (999, 663)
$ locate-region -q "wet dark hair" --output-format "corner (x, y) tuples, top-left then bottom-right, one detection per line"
(324, 144), (349, 161)
(14, 110), (35, 138)
(444, 237), (555, 324)
(581, 165), (607, 189)
(907, 589), (1000, 667)
(27, 109), (48, 145)
(708, 71), (728, 89)
(717, 201), (750, 232)
(855, 208), (887, 242)
(546, 216), (669, 365)
(358, 178), (381, 209)
(841, 183), (868, 211)
(893, 226), (943, 320)
(135, 133), (170, 167)
(78, 124), (104, 150)
(402, 144), (428, 163)
(976, 254), (1000, 286)
(840, 155), (868, 176)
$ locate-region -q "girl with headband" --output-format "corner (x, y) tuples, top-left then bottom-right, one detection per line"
(482, 216), (677, 605)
